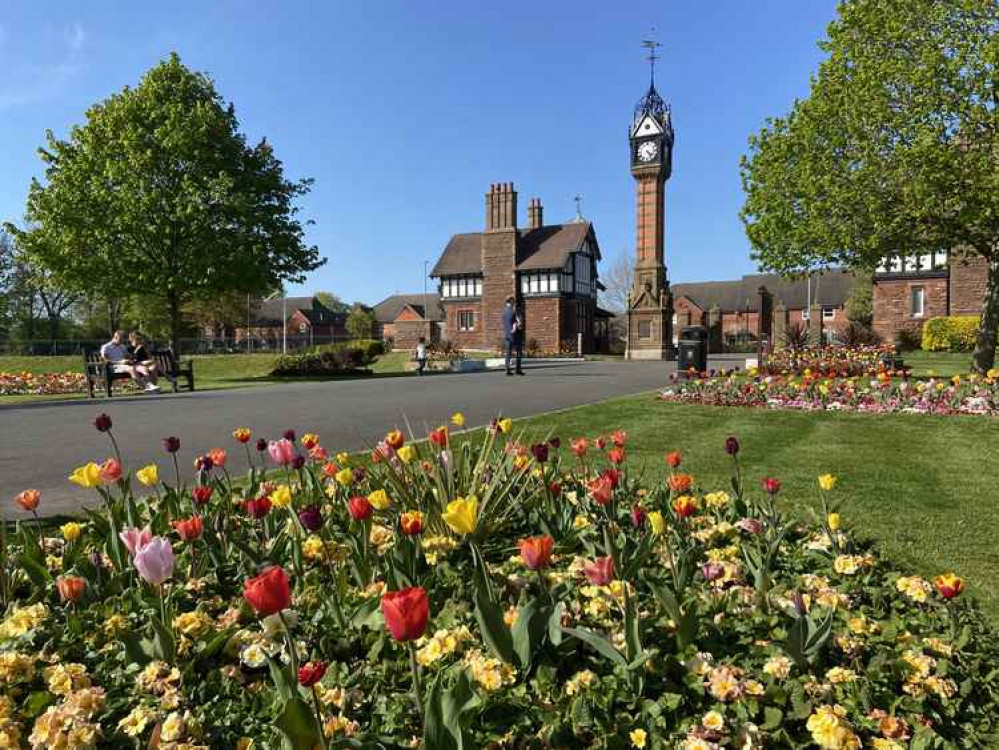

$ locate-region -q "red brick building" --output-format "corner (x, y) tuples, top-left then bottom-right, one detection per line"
(872, 251), (990, 344)
(430, 184), (607, 353)
(373, 293), (445, 350)
(232, 296), (346, 349)
(672, 270), (855, 349)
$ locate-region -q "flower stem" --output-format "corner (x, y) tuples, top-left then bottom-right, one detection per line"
(407, 641), (424, 718)
(310, 685), (330, 750)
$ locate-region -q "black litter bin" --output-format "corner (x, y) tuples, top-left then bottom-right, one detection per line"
(678, 326), (708, 374)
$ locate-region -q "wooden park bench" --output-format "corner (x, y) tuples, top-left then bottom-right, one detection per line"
(83, 349), (195, 397)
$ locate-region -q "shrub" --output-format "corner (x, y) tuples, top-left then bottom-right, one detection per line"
(894, 327), (923, 351)
(782, 322), (810, 351)
(922, 315), (979, 352)
(270, 348), (371, 376)
(311, 339), (385, 364)
(835, 322), (881, 347)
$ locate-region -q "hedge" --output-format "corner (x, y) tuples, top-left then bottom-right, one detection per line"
(921, 315), (979, 352)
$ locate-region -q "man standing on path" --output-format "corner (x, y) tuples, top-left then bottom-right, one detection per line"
(503, 296), (524, 376)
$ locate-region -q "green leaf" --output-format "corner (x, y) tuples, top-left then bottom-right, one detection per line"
(561, 627), (627, 667)
(763, 706), (784, 730)
(510, 597), (550, 668)
(473, 583), (515, 665)
(273, 695), (321, 750)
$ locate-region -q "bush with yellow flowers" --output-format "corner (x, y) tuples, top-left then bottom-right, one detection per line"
(2, 413), (998, 748)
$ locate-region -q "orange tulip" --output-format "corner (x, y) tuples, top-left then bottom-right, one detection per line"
(173, 516), (204, 542)
(519, 535), (554, 570)
(233, 427), (252, 443)
(386, 430), (405, 449)
(400, 511), (424, 536)
(208, 448), (227, 468)
(100, 458), (123, 483)
(668, 473), (693, 494)
(15, 489), (41, 512)
(665, 451), (682, 468)
(57, 575), (86, 603)
(673, 495), (698, 518)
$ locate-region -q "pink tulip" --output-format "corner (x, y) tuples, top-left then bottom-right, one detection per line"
(133, 537), (175, 584)
(268, 439), (296, 466)
(120, 526), (152, 557)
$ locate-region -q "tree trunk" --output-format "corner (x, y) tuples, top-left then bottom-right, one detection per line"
(168, 291), (182, 355)
(971, 257), (999, 374)
(48, 314), (59, 344)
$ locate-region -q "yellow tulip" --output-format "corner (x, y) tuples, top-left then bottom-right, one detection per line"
(451, 412), (466, 427)
(827, 513), (841, 532)
(335, 468), (353, 486)
(987, 368), (998, 380)
(271, 485), (293, 508)
(442, 496), (478, 535)
(818, 474), (837, 492)
(69, 463), (101, 489)
(497, 418), (513, 434)
(335, 452), (350, 467)
(136, 464), (159, 487)
(368, 489), (390, 510)
(61, 522), (83, 542)
(397, 445), (416, 464)
(648, 511), (666, 535)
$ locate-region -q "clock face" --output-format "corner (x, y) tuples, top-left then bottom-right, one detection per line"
(637, 140), (659, 163)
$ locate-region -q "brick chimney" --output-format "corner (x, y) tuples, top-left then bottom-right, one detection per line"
(485, 182), (518, 232)
(527, 197), (544, 229)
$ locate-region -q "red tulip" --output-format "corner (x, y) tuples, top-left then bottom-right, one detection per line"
(588, 475), (614, 506)
(630, 504), (647, 528)
(243, 566), (292, 616)
(595, 436), (607, 450)
(583, 556), (615, 586)
(192, 486), (214, 506)
(208, 448), (227, 467)
(14, 489), (41, 512)
(348, 496), (373, 521)
(246, 496), (272, 519)
(519, 535), (554, 570)
(381, 586), (429, 642)
(602, 468), (621, 489)
(611, 430), (627, 448)
(100, 458), (122, 483)
(673, 495), (698, 518)
(607, 447), (626, 465)
(399, 511), (424, 536)
(386, 430), (405, 449)
(762, 477), (781, 495)
(173, 516), (204, 542)
(57, 575), (86, 603)
(298, 660), (328, 687)
(665, 451), (682, 468)
(935, 573), (964, 600)
(429, 427), (448, 448)
(548, 482), (562, 498)
(571, 437), (588, 457)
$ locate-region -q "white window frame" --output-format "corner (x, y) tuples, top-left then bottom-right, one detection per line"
(801, 308), (810, 321)
(458, 310), (475, 331)
(910, 286), (925, 318)
(822, 307), (835, 320)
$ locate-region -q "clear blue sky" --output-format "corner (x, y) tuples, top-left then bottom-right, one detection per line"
(0, 1), (837, 305)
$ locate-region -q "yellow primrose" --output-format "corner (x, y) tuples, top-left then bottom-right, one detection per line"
(271, 485), (293, 508)
(136, 464), (159, 487)
(368, 489), (391, 510)
(629, 728), (647, 748)
(648, 511), (666, 535)
(60, 522), (83, 542)
(69, 463), (101, 489)
(451, 412), (466, 427)
(397, 445), (416, 464)
(335, 468), (353, 486)
(442, 496), (478, 535)
(818, 474), (837, 491)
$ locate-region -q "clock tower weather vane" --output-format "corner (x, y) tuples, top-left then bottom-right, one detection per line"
(626, 32), (676, 360)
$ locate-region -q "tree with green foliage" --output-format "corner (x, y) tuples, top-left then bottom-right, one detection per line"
(5, 53), (324, 352)
(741, 0), (998, 372)
(345, 305), (376, 340)
(845, 271), (874, 329)
(315, 291), (350, 314)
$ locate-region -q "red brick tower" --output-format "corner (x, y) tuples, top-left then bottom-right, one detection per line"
(626, 47), (675, 360)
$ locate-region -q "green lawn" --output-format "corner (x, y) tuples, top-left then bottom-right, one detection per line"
(511, 395), (999, 618)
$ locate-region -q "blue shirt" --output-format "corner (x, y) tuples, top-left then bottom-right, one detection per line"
(502, 306), (516, 339)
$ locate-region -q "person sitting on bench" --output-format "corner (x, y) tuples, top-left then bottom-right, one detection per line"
(128, 331), (160, 389)
(100, 330), (159, 393)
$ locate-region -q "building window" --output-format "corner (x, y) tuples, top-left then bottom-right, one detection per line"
(441, 276), (482, 299)
(822, 307), (835, 320)
(801, 308), (810, 321)
(521, 271), (560, 296)
(638, 321), (652, 339)
(458, 310), (475, 331)
(910, 286), (925, 318)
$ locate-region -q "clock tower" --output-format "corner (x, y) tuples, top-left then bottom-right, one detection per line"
(626, 44), (675, 360)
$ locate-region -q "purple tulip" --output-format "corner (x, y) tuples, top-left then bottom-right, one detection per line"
(162, 436), (181, 453)
(133, 537), (175, 585)
(702, 562), (725, 581)
(94, 413), (112, 432)
(255, 438), (268, 452)
(724, 436), (740, 456)
(292, 455), (306, 471)
(298, 506), (323, 532)
(283, 429), (296, 442)
(530, 443), (549, 463)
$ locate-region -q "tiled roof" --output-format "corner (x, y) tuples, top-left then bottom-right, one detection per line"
(431, 222), (596, 277)
(372, 293), (444, 323)
(671, 269), (856, 312)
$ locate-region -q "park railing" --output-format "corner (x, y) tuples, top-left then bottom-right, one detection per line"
(0, 334), (357, 357)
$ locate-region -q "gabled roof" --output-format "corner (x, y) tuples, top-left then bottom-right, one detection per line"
(671, 270), (856, 312)
(372, 293), (444, 323)
(250, 296), (337, 326)
(431, 222), (598, 277)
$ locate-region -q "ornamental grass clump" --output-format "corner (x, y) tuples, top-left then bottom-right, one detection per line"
(1, 413), (997, 748)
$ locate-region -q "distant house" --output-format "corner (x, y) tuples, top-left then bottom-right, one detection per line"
(232, 296), (347, 349)
(671, 270), (856, 348)
(373, 293), (445, 349)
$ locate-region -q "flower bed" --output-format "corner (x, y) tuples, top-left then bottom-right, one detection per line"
(758, 345), (898, 378)
(661, 371), (999, 417)
(0, 371), (88, 396)
(3, 416), (998, 748)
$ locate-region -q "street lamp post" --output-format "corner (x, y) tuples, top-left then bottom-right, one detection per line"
(423, 260), (429, 339)
(282, 295), (287, 355)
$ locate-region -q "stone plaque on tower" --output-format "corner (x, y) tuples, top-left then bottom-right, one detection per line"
(626, 39), (675, 360)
